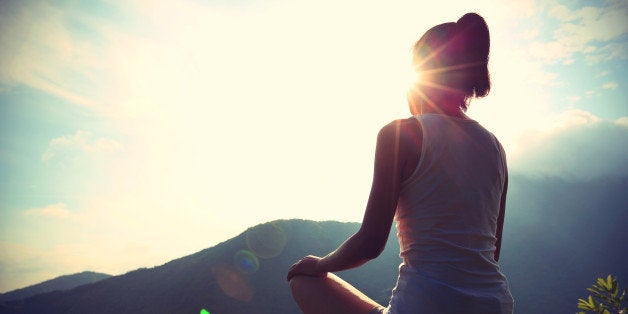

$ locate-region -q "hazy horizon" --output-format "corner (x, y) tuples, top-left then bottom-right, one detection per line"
(1, 0), (627, 292)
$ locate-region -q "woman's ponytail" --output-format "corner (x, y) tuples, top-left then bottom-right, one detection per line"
(455, 13), (491, 98)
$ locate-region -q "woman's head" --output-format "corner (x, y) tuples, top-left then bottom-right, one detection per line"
(410, 13), (490, 112)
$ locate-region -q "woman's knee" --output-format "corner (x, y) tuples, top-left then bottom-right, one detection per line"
(288, 275), (302, 295)
(289, 275), (316, 299)
(289, 275), (314, 308)
(289, 274), (382, 314)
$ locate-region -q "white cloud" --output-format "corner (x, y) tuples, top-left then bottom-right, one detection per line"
(567, 95), (581, 103)
(0, 239), (158, 293)
(0, 242), (51, 292)
(511, 110), (628, 180)
(24, 202), (71, 219)
(42, 130), (121, 162)
(602, 82), (619, 90)
(529, 0), (628, 64)
(0, 1), (106, 107)
(616, 117), (628, 127)
(552, 109), (603, 129)
(595, 71), (610, 78)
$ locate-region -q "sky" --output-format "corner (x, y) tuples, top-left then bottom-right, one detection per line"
(0, 0), (627, 292)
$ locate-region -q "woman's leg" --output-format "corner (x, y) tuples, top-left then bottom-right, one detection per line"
(289, 273), (385, 314)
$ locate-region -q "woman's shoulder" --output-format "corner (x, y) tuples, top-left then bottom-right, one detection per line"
(379, 117), (421, 132)
(378, 118), (423, 154)
(376, 118), (422, 181)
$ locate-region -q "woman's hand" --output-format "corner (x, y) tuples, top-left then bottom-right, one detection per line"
(286, 255), (327, 281)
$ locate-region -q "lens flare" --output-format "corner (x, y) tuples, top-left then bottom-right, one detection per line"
(234, 250), (259, 274)
(245, 222), (287, 259)
(200, 309), (210, 314)
(211, 264), (254, 302)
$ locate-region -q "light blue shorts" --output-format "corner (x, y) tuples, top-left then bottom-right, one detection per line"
(377, 264), (513, 314)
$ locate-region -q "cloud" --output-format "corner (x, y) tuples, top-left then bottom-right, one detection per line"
(529, 0), (628, 64)
(24, 203), (71, 219)
(0, 239), (153, 293)
(511, 110), (628, 180)
(0, 241), (52, 292)
(616, 117), (628, 127)
(602, 82), (619, 90)
(585, 42), (628, 64)
(0, 1), (109, 107)
(42, 130), (121, 162)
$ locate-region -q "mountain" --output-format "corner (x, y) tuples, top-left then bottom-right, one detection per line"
(0, 220), (400, 314)
(0, 271), (111, 302)
(500, 174), (628, 313)
(1, 175), (626, 313)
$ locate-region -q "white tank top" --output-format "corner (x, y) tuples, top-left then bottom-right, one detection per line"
(395, 113), (509, 293)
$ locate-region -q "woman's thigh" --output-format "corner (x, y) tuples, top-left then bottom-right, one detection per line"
(289, 273), (384, 314)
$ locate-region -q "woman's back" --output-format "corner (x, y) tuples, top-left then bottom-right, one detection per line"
(390, 113), (512, 312)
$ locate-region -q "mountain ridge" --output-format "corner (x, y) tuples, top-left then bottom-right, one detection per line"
(0, 220), (395, 314)
(1, 175), (626, 313)
(0, 271), (111, 303)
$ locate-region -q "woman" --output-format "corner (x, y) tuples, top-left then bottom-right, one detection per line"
(287, 12), (514, 314)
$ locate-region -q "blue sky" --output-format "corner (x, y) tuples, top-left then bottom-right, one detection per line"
(0, 0), (626, 292)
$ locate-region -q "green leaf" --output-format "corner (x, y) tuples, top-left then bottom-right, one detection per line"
(606, 275), (612, 288)
(578, 298), (594, 310)
(592, 285), (606, 294)
(599, 278), (610, 290)
(578, 297), (596, 310)
(577, 304), (591, 310)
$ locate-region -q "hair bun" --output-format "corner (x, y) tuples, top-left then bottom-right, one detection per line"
(455, 12), (490, 98)
(455, 13), (490, 57)
(456, 13), (486, 30)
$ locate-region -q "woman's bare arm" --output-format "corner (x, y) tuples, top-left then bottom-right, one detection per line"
(287, 120), (411, 280)
(494, 173), (508, 262)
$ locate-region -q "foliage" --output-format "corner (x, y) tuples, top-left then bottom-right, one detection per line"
(577, 275), (626, 314)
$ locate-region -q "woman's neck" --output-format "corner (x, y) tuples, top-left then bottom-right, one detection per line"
(407, 88), (469, 119)
(421, 106), (468, 119)
(419, 94), (469, 119)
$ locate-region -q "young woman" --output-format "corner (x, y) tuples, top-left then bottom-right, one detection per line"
(287, 13), (514, 314)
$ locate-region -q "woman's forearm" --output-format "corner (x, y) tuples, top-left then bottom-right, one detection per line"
(317, 230), (385, 274)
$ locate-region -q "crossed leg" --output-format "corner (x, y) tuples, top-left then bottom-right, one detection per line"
(289, 273), (385, 314)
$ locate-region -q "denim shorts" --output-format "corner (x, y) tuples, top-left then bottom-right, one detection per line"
(381, 264), (513, 314)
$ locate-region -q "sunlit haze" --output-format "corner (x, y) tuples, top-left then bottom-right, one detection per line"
(1, 0), (626, 292)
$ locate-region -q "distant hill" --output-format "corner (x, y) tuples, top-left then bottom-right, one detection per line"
(0, 271), (111, 302)
(0, 220), (400, 314)
(501, 174), (628, 313)
(0, 175), (625, 314)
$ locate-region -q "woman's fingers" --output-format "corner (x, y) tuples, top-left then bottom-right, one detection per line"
(286, 259), (304, 281)
(286, 256), (323, 281)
